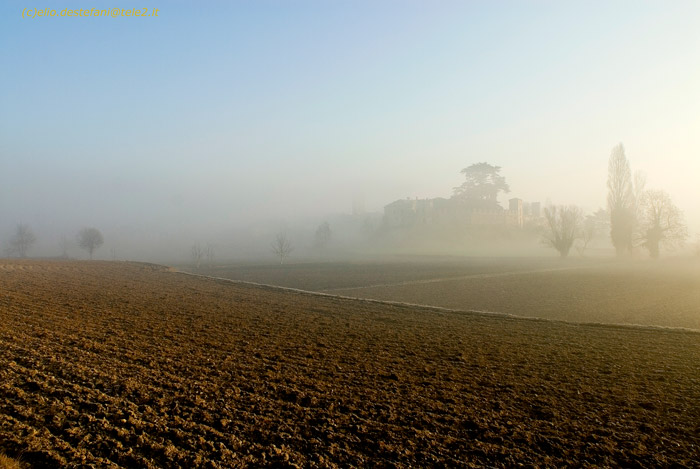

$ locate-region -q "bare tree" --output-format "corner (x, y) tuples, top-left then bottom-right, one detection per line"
(205, 243), (215, 267)
(590, 208), (610, 239)
(575, 216), (596, 257)
(59, 235), (70, 259)
(607, 144), (636, 256)
(633, 171), (647, 219)
(543, 205), (583, 258)
(77, 227), (104, 260)
(271, 232), (293, 264)
(314, 222), (331, 249)
(191, 244), (204, 269)
(10, 223), (36, 258)
(637, 190), (687, 259)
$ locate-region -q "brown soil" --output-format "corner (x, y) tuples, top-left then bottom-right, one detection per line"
(1, 259), (699, 467)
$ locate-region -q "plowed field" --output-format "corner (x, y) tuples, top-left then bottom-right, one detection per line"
(1, 260), (699, 467)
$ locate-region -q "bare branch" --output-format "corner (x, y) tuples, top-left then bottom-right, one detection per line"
(637, 189), (687, 258)
(271, 232), (293, 264)
(191, 244), (204, 269)
(10, 223), (36, 258)
(543, 205), (583, 258)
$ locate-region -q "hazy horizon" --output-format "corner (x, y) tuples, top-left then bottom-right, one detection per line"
(2, 1), (699, 260)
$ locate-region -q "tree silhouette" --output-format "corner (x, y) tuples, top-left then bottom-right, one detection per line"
(575, 215), (596, 257)
(271, 232), (293, 264)
(59, 235), (70, 258)
(77, 228), (104, 260)
(637, 190), (687, 258)
(205, 243), (215, 267)
(315, 222), (331, 249)
(10, 223), (36, 258)
(191, 244), (204, 269)
(453, 163), (509, 206)
(543, 205), (582, 258)
(607, 144), (636, 256)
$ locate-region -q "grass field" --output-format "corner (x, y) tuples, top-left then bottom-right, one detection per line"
(1, 260), (699, 467)
(189, 257), (565, 291)
(197, 257), (700, 330)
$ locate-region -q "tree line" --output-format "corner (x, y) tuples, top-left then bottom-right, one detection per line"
(189, 224), (331, 268)
(543, 143), (687, 258)
(3, 225), (104, 260)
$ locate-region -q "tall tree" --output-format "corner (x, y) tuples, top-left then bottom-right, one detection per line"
(10, 223), (36, 258)
(607, 144), (635, 256)
(453, 163), (509, 206)
(315, 221), (332, 249)
(637, 190), (687, 258)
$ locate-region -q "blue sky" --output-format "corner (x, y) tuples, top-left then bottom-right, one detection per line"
(1, 1), (699, 256)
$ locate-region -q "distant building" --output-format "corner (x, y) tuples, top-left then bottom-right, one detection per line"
(384, 197), (435, 227)
(509, 198), (523, 228)
(383, 196), (540, 229)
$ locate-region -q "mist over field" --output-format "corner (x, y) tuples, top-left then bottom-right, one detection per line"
(2, 3), (700, 466)
(1, 1), (699, 263)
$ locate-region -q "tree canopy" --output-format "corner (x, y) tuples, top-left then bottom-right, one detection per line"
(637, 190), (687, 258)
(543, 205), (583, 258)
(77, 227), (104, 260)
(453, 163), (509, 206)
(10, 223), (36, 258)
(607, 144), (636, 256)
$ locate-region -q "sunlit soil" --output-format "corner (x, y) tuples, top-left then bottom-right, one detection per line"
(1, 260), (699, 467)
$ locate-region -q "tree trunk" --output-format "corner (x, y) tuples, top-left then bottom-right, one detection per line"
(646, 227), (662, 259)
